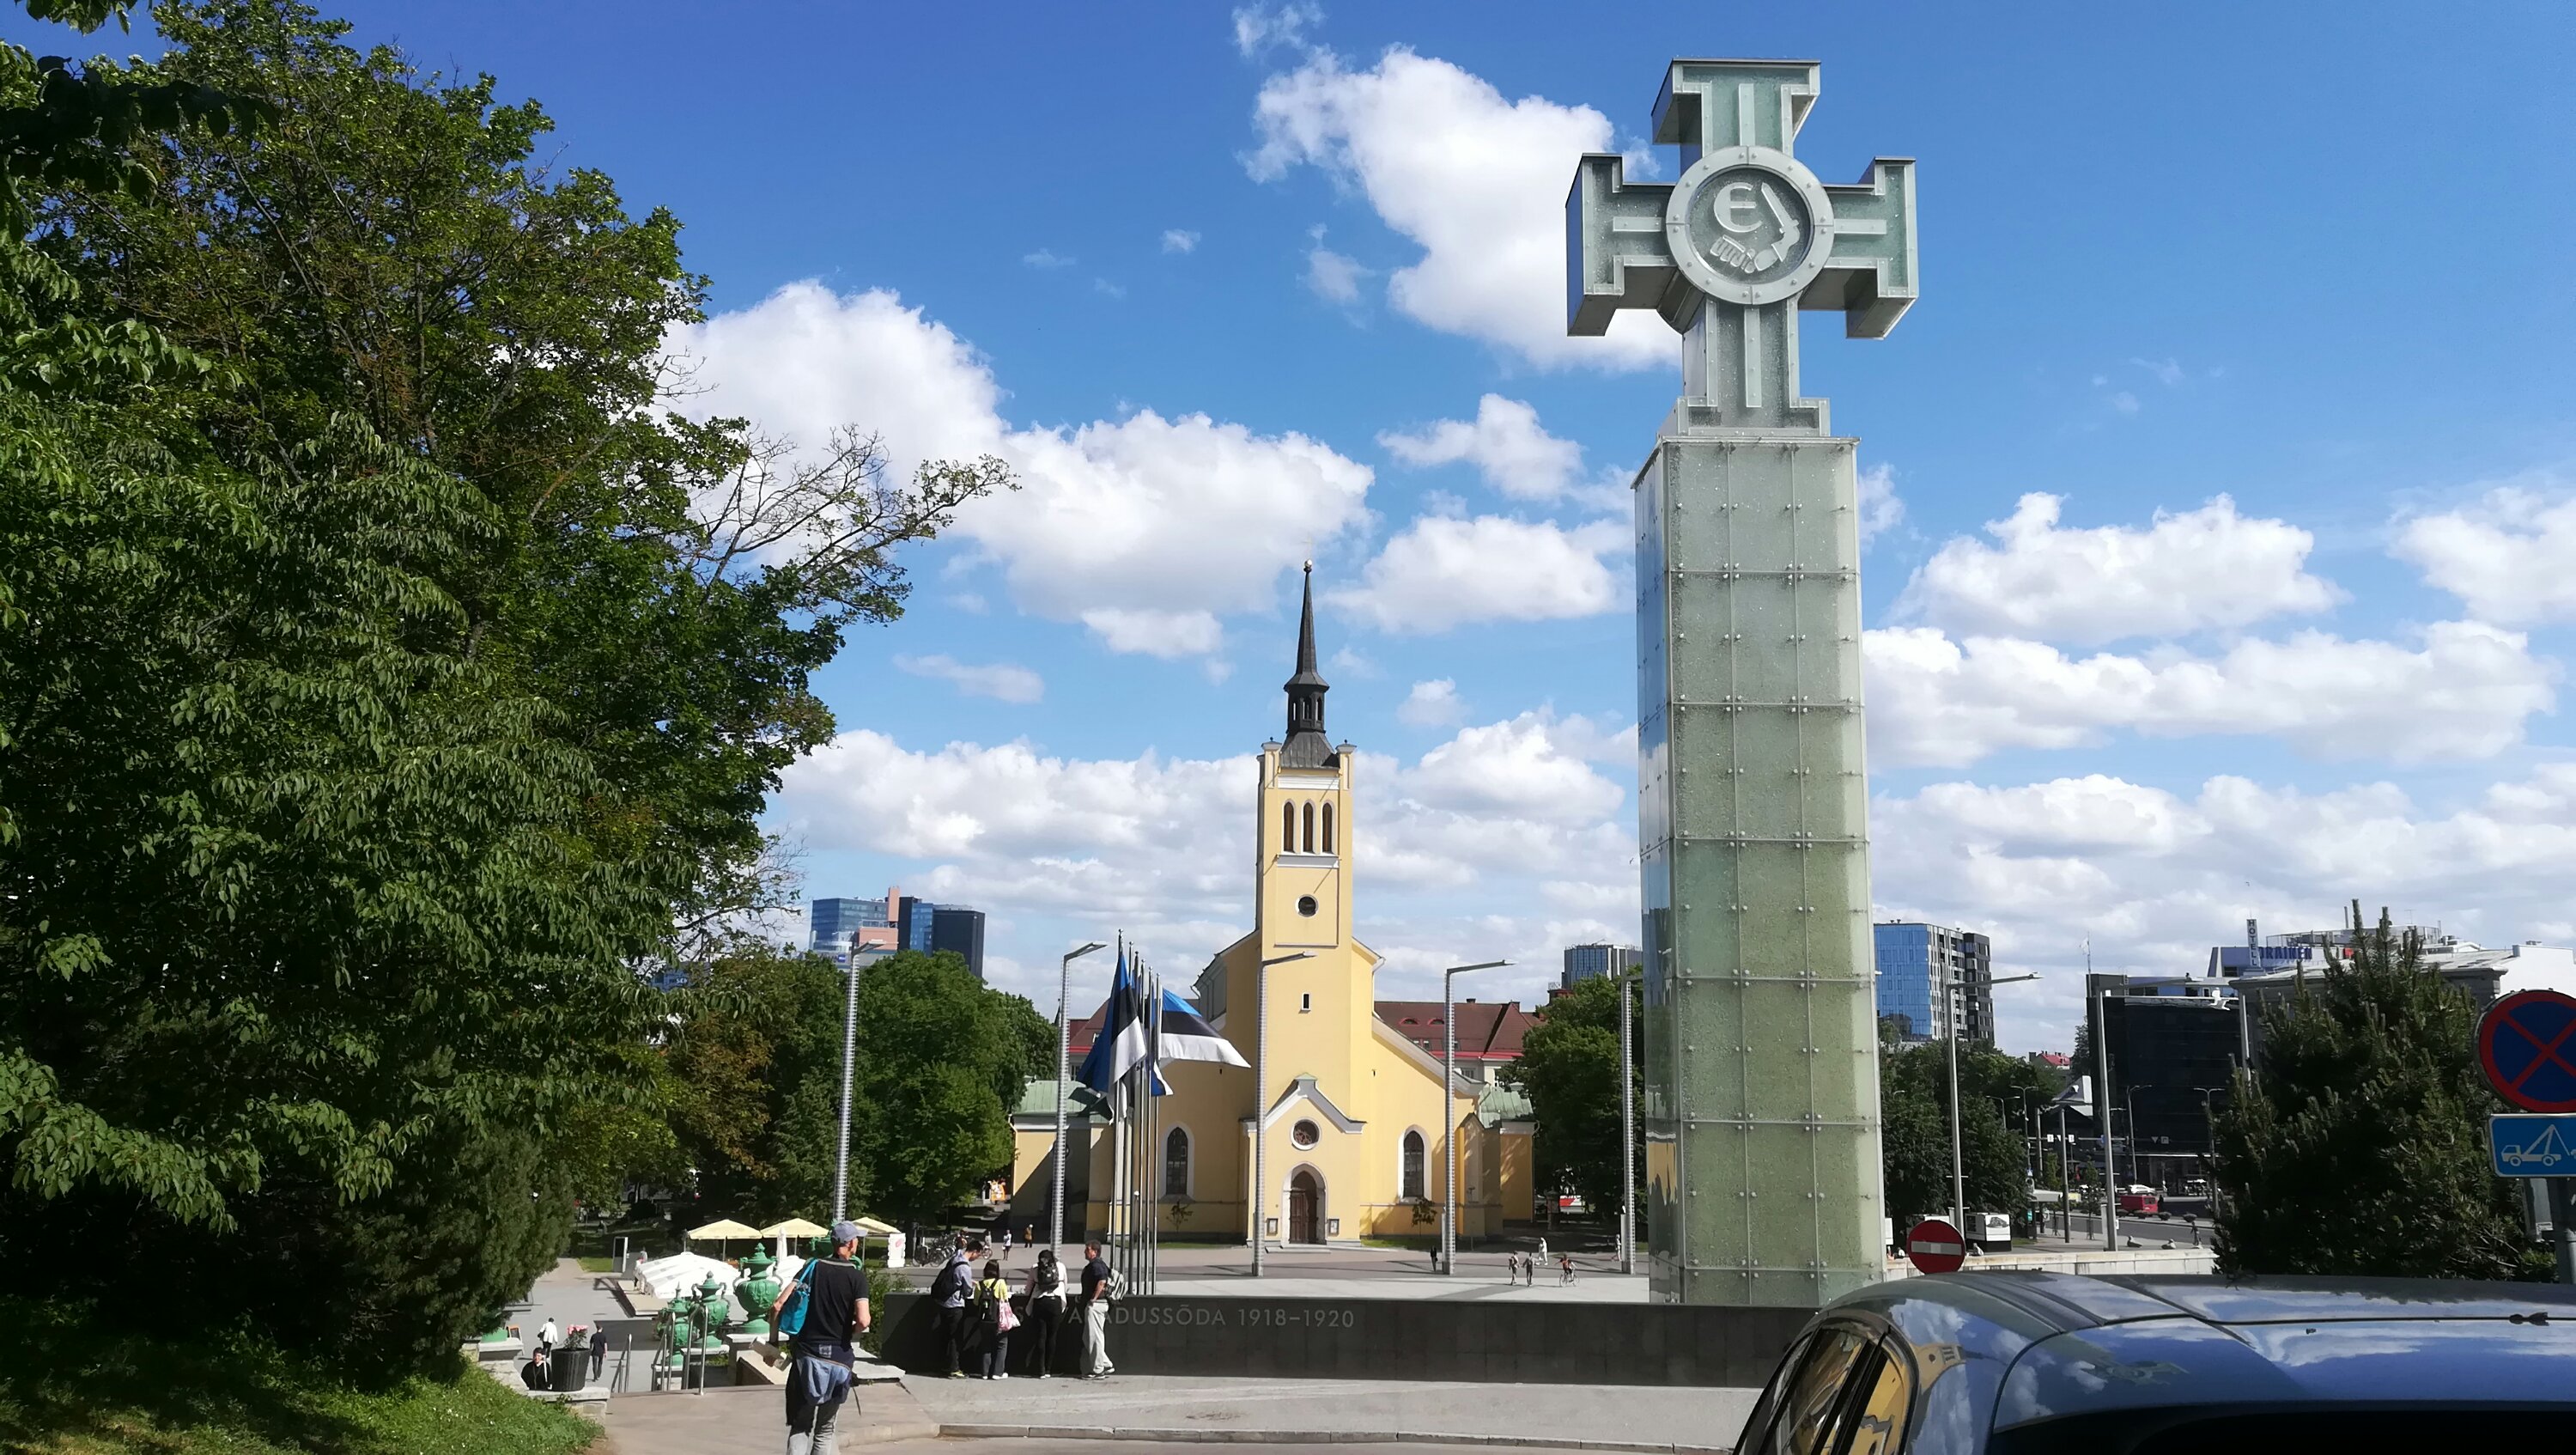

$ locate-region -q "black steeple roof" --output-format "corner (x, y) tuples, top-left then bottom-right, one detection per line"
(1281, 562), (1335, 768)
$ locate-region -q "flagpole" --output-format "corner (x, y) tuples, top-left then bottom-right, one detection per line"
(1109, 934), (1127, 1272)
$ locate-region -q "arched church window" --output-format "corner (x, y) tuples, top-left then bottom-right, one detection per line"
(1283, 801), (1296, 852)
(1163, 1126), (1190, 1198)
(1321, 801), (1334, 854)
(1302, 801), (1315, 852)
(1400, 1129), (1426, 1201)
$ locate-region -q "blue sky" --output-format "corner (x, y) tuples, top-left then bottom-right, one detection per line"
(34, 2), (2576, 1047)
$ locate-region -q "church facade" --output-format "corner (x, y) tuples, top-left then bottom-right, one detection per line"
(1063, 570), (1534, 1245)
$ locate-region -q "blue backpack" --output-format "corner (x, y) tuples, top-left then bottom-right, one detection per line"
(777, 1266), (811, 1337)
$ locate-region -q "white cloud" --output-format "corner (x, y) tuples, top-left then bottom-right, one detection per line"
(1231, 2), (1322, 58)
(1379, 394), (1583, 502)
(1024, 248), (1075, 269)
(2394, 482), (2576, 624)
(2132, 356), (2187, 387)
(1866, 619), (2558, 769)
(1304, 242), (1370, 304)
(894, 654), (1045, 704)
(1093, 277), (1127, 299)
(671, 283), (1373, 660)
(1397, 678), (1466, 728)
(1161, 228), (1201, 254)
(775, 710), (1638, 1008)
(1898, 493), (2342, 645)
(1857, 462), (1904, 549)
(2109, 390), (2140, 415)
(1078, 607), (1225, 659)
(1331, 515), (1626, 634)
(1248, 46), (1670, 369)
(1874, 767), (2576, 1051)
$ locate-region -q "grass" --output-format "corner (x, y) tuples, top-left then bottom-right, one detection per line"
(0, 1297), (597, 1455)
(573, 1256), (617, 1274)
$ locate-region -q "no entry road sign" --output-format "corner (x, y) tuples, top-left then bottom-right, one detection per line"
(1905, 1217), (1966, 1275)
(2479, 991), (2576, 1114)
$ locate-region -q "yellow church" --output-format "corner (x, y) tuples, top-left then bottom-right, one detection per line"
(1018, 569), (1534, 1246)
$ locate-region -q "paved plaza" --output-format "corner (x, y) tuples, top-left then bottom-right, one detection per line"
(594, 1377), (1756, 1455)
(1052, 1242), (1652, 1303)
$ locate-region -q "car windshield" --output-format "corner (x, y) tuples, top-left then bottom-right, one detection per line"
(1990, 1408), (2567, 1454)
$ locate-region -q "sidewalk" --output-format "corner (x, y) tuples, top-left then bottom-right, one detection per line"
(903, 1374), (1758, 1452)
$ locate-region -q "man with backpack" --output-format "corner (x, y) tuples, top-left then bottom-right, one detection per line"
(769, 1220), (871, 1455)
(928, 1236), (981, 1378)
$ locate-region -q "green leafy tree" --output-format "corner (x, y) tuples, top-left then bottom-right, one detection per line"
(1502, 975), (1637, 1220)
(0, 0), (1007, 1375)
(665, 947), (848, 1223)
(2214, 904), (2545, 1281)
(848, 951), (1025, 1228)
(1878, 1038), (2030, 1221)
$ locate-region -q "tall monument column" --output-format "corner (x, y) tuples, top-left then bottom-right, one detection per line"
(1567, 58), (1918, 1306)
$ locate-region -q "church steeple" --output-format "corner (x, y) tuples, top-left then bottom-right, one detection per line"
(1281, 562), (1334, 768)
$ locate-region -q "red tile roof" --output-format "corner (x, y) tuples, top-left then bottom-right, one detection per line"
(1373, 1000), (1537, 1062)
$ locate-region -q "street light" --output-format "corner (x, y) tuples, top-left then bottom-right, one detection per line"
(1616, 965), (1640, 1275)
(1051, 941), (1107, 1257)
(1441, 959), (1510, 1275)
(1946, 970), (2039, 1232)
(1249, 949), (1315, 1278)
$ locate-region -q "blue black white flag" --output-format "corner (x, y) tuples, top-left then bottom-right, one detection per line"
(1155, 988), (1249, 1068)
(1077, 948), (1162, 1095)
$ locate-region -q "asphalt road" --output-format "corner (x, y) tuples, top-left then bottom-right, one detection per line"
(2036, 1209), (2217, 1249)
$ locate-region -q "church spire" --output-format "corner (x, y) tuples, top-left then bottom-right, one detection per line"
(1281, 561), (1334, 768)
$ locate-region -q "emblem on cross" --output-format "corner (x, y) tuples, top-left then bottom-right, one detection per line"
(1566, 60), (1918, 430)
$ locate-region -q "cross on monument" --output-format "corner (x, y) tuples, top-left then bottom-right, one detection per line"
(1565, 58), (1917, 1307)
(1567, 60), (1917, 431)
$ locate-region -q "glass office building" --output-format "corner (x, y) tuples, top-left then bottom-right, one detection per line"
(1872, 922), (1995, 1044)
(1560, 942), (1642, 990)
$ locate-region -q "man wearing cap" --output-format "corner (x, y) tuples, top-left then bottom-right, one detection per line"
(773, 1219), (872, 1455)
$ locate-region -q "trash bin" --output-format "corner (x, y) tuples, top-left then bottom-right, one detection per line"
(550, 1331), (590, 1392)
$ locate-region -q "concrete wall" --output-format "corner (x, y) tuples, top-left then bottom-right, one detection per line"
(874, 1292), (1807, 1387)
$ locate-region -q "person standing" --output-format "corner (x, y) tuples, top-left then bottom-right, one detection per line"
(1078, 1240), (1116, 1379)
(770, 1219), (871, 1455)
(974, 1259), (1016, 1379)
(930, 1237), (980, 1378)
(1024, 1249), (1066, 1378)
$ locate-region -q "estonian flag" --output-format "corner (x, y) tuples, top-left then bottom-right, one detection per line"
(1156, 988), (1249, 1068)
(1077, 949), (1158, 1095)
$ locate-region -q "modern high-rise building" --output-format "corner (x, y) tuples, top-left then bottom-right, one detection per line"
(1560, 942), (1642, 990)
(1872, 922), (1996, 1045)
(930, 905), (987, 982)
(810, 896), (890, 963)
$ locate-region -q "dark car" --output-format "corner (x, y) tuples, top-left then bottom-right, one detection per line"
(1735, 1271), (2576, 1454)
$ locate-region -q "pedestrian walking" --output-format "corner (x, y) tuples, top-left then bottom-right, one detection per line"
(536, 1316), (559, 1359)
(1557, 1252), (1574, 1286)
(1078, 1240), (1117, 1379)
(999, 1225), (1014, 1262)
(769, 1219), (871, 1455)
(1024, 1248), (1067, 1377)
(929, 1236), (980, 1378)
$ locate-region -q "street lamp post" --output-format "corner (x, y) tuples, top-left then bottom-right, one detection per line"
(833, 951), (861, 1221)
(1249, 950), (1314, 1278)
(1944, 970), (2038, 1230)
(2090, 975), (2119, 1251)
(1051, 941), (1107, 1257)
(1618, 967), (1637, 1275)
(1441, 959), (1510, 1275)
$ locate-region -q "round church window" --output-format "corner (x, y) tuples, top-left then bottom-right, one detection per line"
(1297, 895), (1318, 916)
(1291, 1119), (1320, 1149)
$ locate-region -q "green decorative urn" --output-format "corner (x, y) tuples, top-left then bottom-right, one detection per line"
(736, 1244), (782, 1340)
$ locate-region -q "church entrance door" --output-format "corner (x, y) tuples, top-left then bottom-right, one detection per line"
(1287, 1169), (1322, 1244)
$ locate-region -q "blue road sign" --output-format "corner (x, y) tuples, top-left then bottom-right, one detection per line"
(2489, 1115), (2576, 1177)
